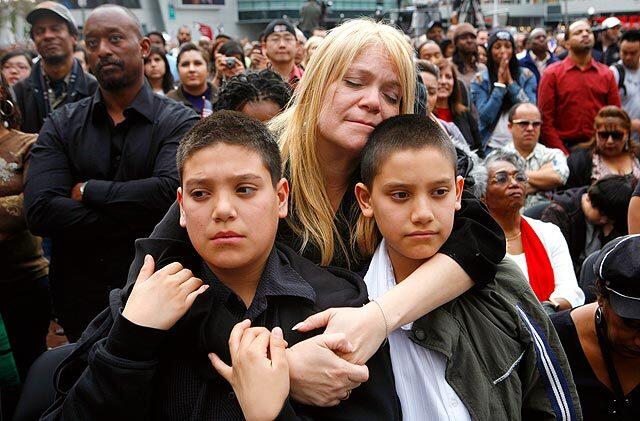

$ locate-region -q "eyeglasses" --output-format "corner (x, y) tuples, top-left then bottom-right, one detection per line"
(512, 119), (542, 129)
(491, 170), (528, 185)
(597, 131), (625, 141)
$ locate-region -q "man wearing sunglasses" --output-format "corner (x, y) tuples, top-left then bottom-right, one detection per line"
(501, 103), (568, 210)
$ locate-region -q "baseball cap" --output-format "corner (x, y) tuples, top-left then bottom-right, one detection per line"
(594, 234), (640, 319)
(27, 1), (77, 35)
(453, 23), (476, 42)
(263, 19), (296, 40)
(602, 17), (622, 30)
(427, 21), (443, 31)
(528, 28), (546, 41)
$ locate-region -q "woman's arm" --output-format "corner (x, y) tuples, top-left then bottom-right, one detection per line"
(471, 76), (507, 127)
(628, 196), (640, 234)
(297, 192), (505, 364)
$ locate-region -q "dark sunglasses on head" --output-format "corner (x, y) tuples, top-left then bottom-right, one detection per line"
(512, 119), (542, 129)
(492, 170), (528, 185)
(597, 131), (625, 141)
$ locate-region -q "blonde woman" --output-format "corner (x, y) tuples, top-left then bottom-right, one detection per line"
(130, 19), (505, 406)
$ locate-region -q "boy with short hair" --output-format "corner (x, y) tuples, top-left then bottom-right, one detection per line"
(354, 114), (581, 420)
(541, 175), (633, 274)
(42, 111), (399, 420)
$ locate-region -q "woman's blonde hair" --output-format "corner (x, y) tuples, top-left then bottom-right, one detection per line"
(269, 18), (416, 266)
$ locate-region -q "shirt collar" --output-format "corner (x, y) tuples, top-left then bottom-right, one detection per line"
(201, 246), (316, 320)
(563, 56), (598, 71)
(91, 81), (156, 124)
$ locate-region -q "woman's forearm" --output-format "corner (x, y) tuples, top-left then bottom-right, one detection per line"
(375, 253), (473, 330)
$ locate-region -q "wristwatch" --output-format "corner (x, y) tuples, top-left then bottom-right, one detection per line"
(493, 82), (507, 89)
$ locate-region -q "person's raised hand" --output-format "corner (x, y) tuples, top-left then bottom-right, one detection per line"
(286, 332), (369, 407)
(249, 51), (269, 72)
(210, 320), (290, 421)
(122, 255), (208, 330)
(293, 303), (387, 365)
(497, 57), (508, 84)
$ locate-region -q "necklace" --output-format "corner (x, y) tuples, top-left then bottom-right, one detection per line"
(506, 231), (521, 242)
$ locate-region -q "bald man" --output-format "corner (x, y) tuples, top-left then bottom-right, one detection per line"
(24, 5), (199, 340)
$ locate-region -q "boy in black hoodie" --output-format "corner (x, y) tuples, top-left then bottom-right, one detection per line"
(541, 175), (633, 275)
(41, 112), (399, 420)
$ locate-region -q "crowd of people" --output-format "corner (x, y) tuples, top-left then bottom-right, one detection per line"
(0, 1), (639, 420)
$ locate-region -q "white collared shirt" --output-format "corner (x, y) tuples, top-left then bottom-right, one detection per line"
(364, 241), (472, 421)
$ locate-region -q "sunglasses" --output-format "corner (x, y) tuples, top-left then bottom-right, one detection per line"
(597, 131), (625, 141)
(512, 119), (542, 129)
(491, 170), (528, 185)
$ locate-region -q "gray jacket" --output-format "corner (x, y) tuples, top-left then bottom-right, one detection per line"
(409, 258), (582, 420)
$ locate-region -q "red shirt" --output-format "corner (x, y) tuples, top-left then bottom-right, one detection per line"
(538, 56), (621, 154)
(434, 107), (453, 122)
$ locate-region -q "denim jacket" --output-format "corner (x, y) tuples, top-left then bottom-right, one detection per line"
(471, 68), (537, 150)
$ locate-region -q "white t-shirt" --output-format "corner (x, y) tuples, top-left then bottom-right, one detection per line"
(506, 216), (585, 307)
(364, 241), (472, 421)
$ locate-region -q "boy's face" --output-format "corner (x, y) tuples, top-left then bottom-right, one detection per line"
(582, 193), (610, 226)
(177, 143), (288, 272)
(356, 147), (463, 263)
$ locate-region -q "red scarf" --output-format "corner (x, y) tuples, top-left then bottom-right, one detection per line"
(520, 218), (555, 302)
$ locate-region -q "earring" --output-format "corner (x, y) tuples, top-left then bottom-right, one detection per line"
(0, 99), (15, 118)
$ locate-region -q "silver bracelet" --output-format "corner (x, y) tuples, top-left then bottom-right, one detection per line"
(371, 299), (389, 339)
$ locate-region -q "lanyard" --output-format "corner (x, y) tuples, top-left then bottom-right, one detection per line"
(595, 306), (634, 418)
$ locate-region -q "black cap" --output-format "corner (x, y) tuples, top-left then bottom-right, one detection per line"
(263, 19), (296, 40)
(27, 1), (77, 35)
(594, 234), (640, 319)
(427, 21), (443, 31)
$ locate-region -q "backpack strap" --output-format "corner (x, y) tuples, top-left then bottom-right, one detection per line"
(614, 63), (627, 97)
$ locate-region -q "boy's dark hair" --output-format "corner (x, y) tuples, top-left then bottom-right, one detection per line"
(588, 175), (633, 228)
(176, 42), (209, 67)
(177, 110), (282, 186)
(215, 69), (292, 112)
(621, 29), (640, 44)
(361, 114), (457, 187)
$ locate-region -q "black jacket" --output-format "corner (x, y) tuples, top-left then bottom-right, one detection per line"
(40, 240), (400, 420)
(13, 58), (98, 134)
(23, 83), (199, 339)
(451, 109), (483, 155)
(566, 148), (593, 189)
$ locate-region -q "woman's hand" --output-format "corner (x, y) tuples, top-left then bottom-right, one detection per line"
(502, 54), (514, 85)
(286, 333), (369, 407)
(249, 50), (269, 72)
(293, 302), (387, 365)
(210, 320), (290, 421)
(214, 54), (245, 82)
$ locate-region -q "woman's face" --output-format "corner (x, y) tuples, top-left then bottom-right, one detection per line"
(419, 43), (442, 64)
(595, 119), (629, 158)
(420, 71), (438, 114)
(145, 53), (166, 81)
(444, 43), (455, 58)
(491, 40), (513, 62)
(437, 66), (454, 101)
(484, 160), (527, 215)
(599, 299), (640, 358)
(477, 46), (488, 64)
(239, 99), (282, 122)
(178, 50), (208, 90)
(1, 55), (31, 86)
(316, 44), (402, 160)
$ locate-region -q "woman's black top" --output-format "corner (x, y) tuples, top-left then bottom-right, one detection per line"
(551, 309), (640, 421)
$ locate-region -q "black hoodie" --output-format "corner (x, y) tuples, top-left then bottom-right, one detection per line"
(40, 239), (400, 420)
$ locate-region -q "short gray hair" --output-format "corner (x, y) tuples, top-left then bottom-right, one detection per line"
(481, 149), (526, 196)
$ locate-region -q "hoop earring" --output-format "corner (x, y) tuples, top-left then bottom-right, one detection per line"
(0, 99), (15, 118)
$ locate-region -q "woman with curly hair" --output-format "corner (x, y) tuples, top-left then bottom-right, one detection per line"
(215, 69), (291, 121)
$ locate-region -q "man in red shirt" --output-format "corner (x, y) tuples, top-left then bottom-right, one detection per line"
(538, 20), (621, 154)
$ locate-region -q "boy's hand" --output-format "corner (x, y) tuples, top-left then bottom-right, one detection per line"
(122, 255), (208, 330)
(210, 320), (290, 421)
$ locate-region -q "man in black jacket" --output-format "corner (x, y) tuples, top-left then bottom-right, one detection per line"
(24, 5), (198, 341)
(13, 2), (98, 134)
(40, 111), (399, 420)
